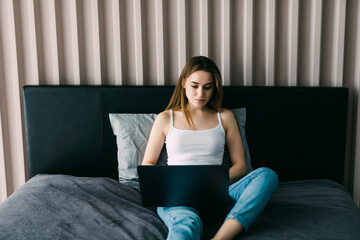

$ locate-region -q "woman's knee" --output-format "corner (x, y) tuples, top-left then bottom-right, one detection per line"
(255, 167), (279, 188)
(173, 210), (203, 231)
(159, 206), (203, 237)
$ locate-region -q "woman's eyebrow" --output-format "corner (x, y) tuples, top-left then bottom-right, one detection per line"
(190, 81), (213, 85)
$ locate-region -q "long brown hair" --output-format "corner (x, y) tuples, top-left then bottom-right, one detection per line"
(166, 56), (223, 129)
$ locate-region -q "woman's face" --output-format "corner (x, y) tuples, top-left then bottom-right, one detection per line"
(183, 70), (214, 110)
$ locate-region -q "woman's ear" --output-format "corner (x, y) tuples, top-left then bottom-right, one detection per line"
(182, 78), (186, 88)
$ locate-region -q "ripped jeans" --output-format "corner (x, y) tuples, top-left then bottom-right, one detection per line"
(157, 167), (278, 240)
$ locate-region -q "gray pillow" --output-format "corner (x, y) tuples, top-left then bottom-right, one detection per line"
(109, 113), (167, 190)
(222, 108), (253, 174)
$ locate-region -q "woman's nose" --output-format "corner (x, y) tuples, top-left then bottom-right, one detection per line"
(197, 88), (204, 97)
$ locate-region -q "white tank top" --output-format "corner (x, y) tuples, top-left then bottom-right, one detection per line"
(165, 110), (225, 165)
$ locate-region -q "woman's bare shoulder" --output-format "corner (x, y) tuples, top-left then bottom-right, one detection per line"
(219, 108), (235, 119)
(219, 108), (237, 130)
(154, 110), (171, 135)
(155, 110), (170, 123)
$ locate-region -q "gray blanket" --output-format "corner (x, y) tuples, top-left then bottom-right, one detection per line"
(1, 176), (360, 240)
(0, 175), (167, 240)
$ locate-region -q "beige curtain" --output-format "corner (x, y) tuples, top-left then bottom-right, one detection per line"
(0, 0), (359, 206)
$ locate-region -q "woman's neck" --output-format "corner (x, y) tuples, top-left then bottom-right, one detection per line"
(186, 104), (209, 114)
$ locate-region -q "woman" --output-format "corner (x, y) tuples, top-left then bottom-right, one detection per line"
(142, 56), (278, 240)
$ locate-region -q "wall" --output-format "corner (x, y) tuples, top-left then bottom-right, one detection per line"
(0, 0), (359, 206)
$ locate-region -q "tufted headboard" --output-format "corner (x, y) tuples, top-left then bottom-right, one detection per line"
(23, 86), (348, 184)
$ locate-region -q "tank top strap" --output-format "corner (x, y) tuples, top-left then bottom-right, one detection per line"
(170, 109), (174, 126)
(217, 112), (222, 126)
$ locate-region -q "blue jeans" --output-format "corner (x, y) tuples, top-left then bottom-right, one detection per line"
(157, 167), (278, 240)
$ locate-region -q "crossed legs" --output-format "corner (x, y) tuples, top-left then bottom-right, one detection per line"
(157, 167), (278, 240)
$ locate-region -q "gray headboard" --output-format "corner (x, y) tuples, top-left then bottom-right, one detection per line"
(23, 86), (348, 184)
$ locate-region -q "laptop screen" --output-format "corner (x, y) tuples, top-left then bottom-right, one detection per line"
(137, 165), (230, 208)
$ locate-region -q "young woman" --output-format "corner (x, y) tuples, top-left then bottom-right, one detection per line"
(142, 56), (278, 240)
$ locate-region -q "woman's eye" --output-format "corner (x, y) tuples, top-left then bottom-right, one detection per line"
(190, 85), (212, 90)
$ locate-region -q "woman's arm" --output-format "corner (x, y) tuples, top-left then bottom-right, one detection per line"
(142, 111), (170, 165)
(221, 109), (247, 184)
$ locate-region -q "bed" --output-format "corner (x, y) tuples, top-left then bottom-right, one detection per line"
(1, 85), (359, 239)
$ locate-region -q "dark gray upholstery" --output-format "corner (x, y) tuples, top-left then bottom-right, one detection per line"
(23, 86), (348, 183)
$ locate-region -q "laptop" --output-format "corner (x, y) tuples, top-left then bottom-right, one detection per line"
(137, 165), (230, 208)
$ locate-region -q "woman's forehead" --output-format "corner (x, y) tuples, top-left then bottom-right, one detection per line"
(186, 71), (213, 84)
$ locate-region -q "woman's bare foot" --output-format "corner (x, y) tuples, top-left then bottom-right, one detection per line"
(211, 218), (243, 240)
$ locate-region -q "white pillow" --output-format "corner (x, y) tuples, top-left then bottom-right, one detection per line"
(223, 108), (253, 174)
(109, 113), (167, 190)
